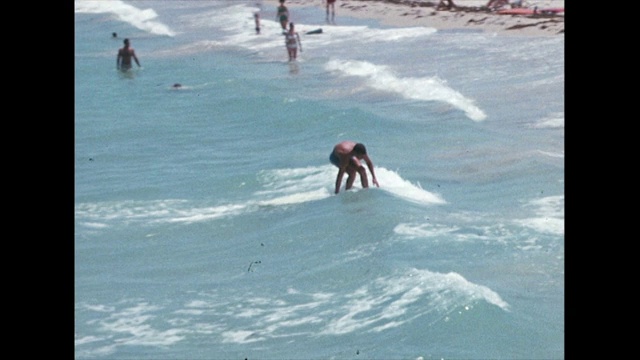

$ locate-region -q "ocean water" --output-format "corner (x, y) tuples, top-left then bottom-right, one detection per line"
(74, 1), (564, 359)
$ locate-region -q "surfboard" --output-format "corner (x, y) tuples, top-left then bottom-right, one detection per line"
(497, 7), (564, 15)
(306, 28), (323, 35)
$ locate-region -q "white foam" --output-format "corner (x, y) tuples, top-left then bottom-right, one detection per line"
(375, 167), (446, 205)
(76, 301), (189, 356)
(320, 268), (509, 335)
(532, 111), (564, 129)
(325, 59), (486, 121)
(394, 195), (564, 239)
(77, 267), (508, 349)
(394, 222), (459, 239)
(215, 268), (508, 341)
(75, 0), (175, 37)
(75, 165), (444, 228)
(165, 203), (249, 224)
(81, 303), (114, 312)
(537, 150), (564, 158)
(515, 195), (564, 235)
(221, 330), (263, 344)
(74, 335), (101, 346)
(256, 165), (446, 206)
(256, 189), (331, 206)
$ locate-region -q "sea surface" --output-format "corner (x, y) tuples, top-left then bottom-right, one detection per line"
(74, 1), (564, 359)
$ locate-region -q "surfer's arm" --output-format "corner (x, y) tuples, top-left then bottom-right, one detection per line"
(364, 155), (379, 187)
(335, 167), (345, 194)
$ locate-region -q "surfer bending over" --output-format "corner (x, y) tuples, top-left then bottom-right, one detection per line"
(330, 141), (379, 194)
(117, 38), (140, 71)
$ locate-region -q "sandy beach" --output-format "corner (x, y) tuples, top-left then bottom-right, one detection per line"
(282, 0), (564, 36)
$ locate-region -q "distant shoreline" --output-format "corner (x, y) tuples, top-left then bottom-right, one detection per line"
(284, 0), (564, 36)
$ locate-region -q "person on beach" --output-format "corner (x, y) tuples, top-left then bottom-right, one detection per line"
(437, 0), (457, 10)
(117, 38), (140, 71)
(324, 0), (336, 23)
(285, 22), (302, 61)
(486, 0), (505, 9)
(254, 11), (261, 34)
(276, 0), (289, 32)
(330, 141), (379, 194)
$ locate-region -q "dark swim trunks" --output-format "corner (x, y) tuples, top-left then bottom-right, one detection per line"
(329, 152), (339, 167)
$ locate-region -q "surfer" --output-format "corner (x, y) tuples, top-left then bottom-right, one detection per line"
(285, 22), (302, 61)
(117, 38), (141, 71)
(330, 141), (379, 194)
(276, 0), (289, 32)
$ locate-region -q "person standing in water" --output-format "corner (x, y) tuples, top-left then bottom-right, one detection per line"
(117, 38), (141, 71)
(254, 11), (261, 34)
(330, 141), (379, 194)
(284, 22), (302, 61)
(324, 0), (336, 23)
(276, 0), (289, 32)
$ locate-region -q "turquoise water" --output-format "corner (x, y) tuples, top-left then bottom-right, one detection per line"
(74, 1), (564, 359)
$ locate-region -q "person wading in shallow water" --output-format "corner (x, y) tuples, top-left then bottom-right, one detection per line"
(284, 22), (302, 61)
(254, 11), (261, 34)
(330, 141), (379, 194)
(117, 38), (141, 71)
(276, 0), (289, 32)
(324, 0), (336, 23)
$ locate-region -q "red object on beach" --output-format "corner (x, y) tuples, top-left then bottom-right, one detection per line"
(497, 7), (564, 15)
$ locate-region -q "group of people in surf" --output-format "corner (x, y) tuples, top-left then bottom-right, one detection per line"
(275, 0), (302, 61)
(248, 0), (342, 62)
(114, 1), (379, 195)
(272, 0), (338, 61)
